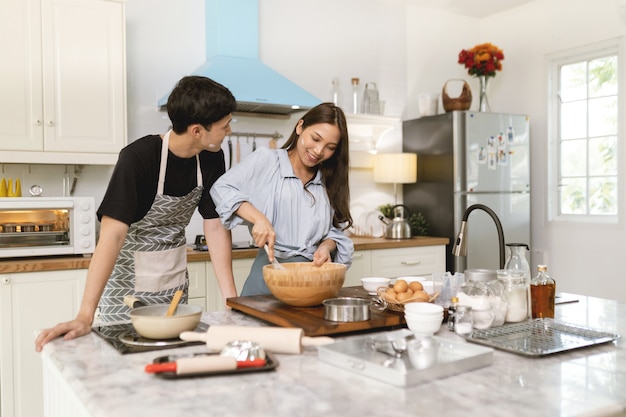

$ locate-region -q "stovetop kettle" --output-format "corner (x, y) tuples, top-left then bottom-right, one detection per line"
(380, 204), (412, 239)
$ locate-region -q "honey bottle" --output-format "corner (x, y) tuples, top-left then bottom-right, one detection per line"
(530, 265), (556, 319)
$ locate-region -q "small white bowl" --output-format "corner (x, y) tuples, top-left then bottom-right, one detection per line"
(361, 277), (390, 295)
(405, 315), (443, 337)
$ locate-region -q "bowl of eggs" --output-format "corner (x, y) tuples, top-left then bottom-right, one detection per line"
(377, 278), (436, 312)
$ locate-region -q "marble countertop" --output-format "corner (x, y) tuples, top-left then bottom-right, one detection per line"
(41, 293), (626, 417)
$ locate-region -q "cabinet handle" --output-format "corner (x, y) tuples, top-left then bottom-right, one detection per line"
(47, 120), (55, 127)
(401, 260), (421, 266)
(353, 253), (364, 259)
(2, 277), (10, 284)
(34, 119), (42, 126)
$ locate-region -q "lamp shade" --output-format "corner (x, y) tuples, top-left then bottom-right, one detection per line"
(373, 153), (417, 184)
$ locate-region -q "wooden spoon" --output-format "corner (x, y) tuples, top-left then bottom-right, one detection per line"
(166, 290), (183, 317)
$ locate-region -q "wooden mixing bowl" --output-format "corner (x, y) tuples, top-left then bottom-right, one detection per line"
(263, 262), (347, 307)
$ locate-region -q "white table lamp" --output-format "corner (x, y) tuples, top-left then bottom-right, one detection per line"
(374, 153), (417, 204)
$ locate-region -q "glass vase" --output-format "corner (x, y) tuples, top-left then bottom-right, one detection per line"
(478, 75), (491, 112)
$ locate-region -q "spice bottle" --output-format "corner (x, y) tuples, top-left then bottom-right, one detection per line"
(350, 78), (360, 114)
(530, 265), (556, 319)
(454, 305), (473, 336)
(447, 296), (459, 331)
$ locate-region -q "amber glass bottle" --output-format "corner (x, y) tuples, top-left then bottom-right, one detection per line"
(530, 265), (556, 318)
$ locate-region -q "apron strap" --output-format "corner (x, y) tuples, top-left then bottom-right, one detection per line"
(158, 130), (203, 195)
(157, 131), (171, 195)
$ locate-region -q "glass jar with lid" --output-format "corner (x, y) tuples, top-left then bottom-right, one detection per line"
(499, 270), (529, 322)
(459, 269), (507, 327)
(503, 243), (531, 321)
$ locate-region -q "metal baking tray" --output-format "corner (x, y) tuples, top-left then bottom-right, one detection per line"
(466, 318), (620, 357)
(318, 329), (493, 387)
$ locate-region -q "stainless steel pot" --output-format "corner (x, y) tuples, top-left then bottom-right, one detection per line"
(323, 297), (372, 322)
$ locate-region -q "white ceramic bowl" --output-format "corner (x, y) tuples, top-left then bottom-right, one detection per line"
(404, 302), (444, 315)
(404, 314), (443, 337)
(360, 277), (391, 295)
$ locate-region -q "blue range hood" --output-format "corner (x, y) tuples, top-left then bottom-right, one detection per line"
(158, 0), (321, 115)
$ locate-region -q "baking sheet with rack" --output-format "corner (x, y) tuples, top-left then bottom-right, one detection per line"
(318, 329), (493, 387)
(466, 318), (620, 357)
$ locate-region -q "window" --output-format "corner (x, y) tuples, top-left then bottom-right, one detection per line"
(548, 40), (620, 220)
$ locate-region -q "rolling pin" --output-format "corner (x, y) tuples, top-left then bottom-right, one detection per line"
(179, 325), (334, 354)
(145, 356), (266, 375)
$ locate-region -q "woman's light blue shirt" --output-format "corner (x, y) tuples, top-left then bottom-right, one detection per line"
(210, 147), (353, 267)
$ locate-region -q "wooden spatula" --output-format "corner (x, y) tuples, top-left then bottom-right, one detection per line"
(166, 290), (183, 317)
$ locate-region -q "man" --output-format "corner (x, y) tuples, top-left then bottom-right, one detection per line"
(35, 76), (237, 351)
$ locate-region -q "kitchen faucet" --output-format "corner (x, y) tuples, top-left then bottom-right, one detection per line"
(452, 204), (506, 270)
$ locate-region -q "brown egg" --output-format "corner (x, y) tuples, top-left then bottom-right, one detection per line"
(396, 291), (413, 302)
(408, 281), (423, 292)
(384, 288), (397, 302)
(412, 290), (430, 302)
(393, 279), (408, 293)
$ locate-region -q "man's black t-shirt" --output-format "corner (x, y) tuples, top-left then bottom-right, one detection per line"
(97, 135), (226, 226)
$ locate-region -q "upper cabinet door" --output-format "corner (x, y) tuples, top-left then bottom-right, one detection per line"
(0, 0), (127, 163)
(0, 0), (44, 151)
(41, 0), (126, 153)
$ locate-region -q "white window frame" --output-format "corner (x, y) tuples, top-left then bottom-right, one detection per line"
(547, 38), (625, 224)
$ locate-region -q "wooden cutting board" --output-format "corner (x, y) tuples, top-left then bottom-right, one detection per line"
(226, 287), (406, 337)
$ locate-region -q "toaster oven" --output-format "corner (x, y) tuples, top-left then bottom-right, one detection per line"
(0, 197), (96, 258)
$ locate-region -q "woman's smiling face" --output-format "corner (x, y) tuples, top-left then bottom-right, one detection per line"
(294, 121), (340, 168)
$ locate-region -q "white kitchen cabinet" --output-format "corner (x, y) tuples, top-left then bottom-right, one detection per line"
(0, 0), (126, 165)
(206, 257), (254, 312)
(343, 250), (372, 286)
(187, 261), (207, 310)
(344, 245), (446, 286)
(370, 245), (445, 277)
(0, 269), (86, 417)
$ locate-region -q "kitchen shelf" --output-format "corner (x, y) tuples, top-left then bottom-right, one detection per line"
(346, 114), (401, 167)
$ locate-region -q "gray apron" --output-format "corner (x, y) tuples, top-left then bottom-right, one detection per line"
(100, 131), (203, 322)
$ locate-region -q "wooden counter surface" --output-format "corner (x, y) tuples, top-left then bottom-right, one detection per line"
(0, 236), (449, 274)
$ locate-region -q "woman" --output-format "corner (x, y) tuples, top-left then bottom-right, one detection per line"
(210, 102), (354, 296)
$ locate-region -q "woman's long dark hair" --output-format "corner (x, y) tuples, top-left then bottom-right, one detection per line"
(282, 103), (353, 230)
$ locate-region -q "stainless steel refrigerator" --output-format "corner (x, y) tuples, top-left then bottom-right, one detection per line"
(402, 111), (530, 273)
